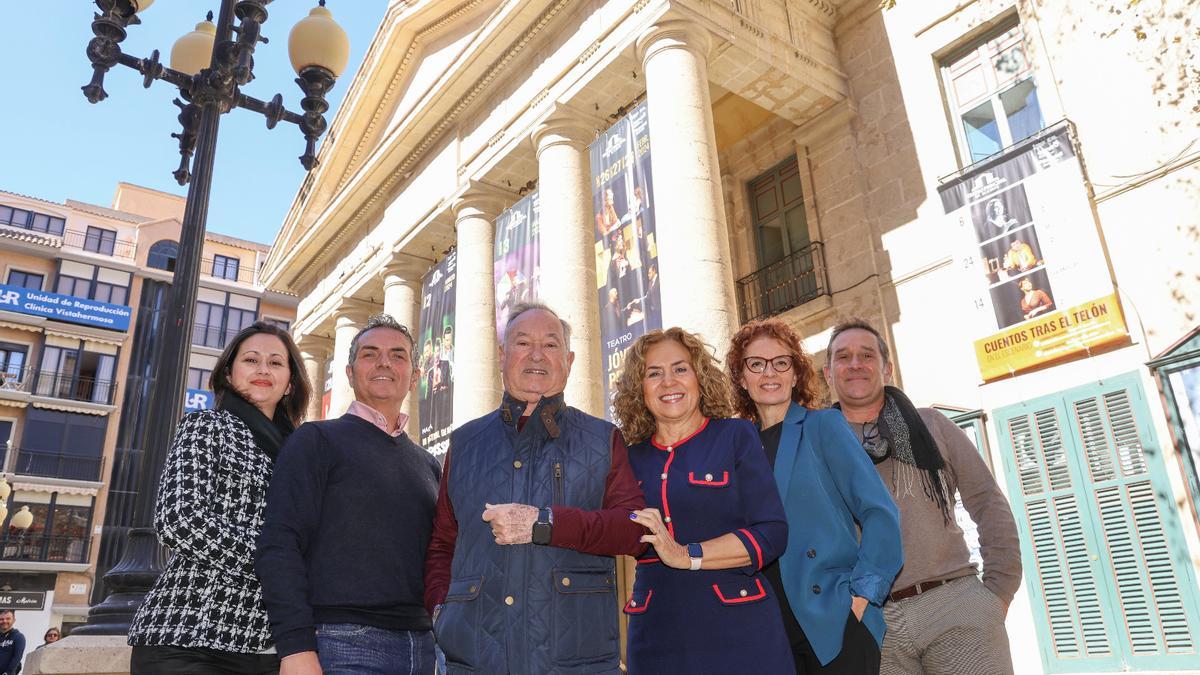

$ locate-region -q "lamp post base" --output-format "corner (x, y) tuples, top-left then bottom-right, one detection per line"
(70, 528), (165, 636)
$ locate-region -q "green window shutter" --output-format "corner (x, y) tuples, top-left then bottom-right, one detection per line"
(997, 372), (1200, 672)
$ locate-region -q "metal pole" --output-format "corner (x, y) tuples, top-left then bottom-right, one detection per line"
(74, 0), (235, 635)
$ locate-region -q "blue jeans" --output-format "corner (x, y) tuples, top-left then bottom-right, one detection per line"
(315, 623), (434, 675)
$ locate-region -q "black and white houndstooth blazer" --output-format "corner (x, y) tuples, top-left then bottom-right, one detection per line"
(128, 409), (276, 653)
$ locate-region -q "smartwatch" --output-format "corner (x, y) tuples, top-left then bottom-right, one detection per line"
(532, 506), (554, 545)
(687, 542), (703, 571)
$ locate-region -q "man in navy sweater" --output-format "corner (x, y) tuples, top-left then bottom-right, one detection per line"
(0, 610), (24, 675)
(257, 314), (441, 675)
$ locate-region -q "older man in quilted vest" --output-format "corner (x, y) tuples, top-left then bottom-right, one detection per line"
(424, 302), (646, 674)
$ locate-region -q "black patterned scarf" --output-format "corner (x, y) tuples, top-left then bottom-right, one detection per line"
(218, 392), (294, 461)
(837, 385), (954, 525)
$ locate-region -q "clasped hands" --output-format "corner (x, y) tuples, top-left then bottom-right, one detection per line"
(629, 507), (690, 569)
(482, 503), (539, 545)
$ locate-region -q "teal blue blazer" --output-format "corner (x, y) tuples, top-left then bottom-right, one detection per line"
(773, 403), (903, 665)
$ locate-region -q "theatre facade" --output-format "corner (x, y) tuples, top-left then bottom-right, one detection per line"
(261, 0), (1200, 671)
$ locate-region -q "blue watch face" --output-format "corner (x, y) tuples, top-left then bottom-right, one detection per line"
(687, 543), (703, 559)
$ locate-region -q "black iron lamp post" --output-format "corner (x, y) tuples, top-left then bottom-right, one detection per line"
(74, 0), (349, 635)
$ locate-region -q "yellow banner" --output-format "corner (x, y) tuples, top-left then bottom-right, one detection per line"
(975, 292), (1129, 381)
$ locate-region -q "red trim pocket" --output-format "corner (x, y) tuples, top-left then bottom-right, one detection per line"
(624, 589), (653, 614)
(687, 471), (730, 487)
(712, 578), (767, 605)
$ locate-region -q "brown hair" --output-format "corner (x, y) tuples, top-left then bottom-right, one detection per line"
(725, 319), (819, 424)
(614, 327), (734, 445)
(210, 321), (312, 426)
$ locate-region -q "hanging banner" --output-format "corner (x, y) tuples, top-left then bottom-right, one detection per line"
(418, 248), (456, 458)
(494, 191), (541, 337)
(939, 121), (1128, 381)
(591, 101), (661, 420)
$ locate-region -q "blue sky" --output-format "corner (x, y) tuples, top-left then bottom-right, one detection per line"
(0, 1), (388, 246)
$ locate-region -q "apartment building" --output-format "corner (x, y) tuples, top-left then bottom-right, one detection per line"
(0, 182), (295, 641)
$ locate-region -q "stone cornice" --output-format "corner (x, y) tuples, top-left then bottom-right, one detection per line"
(280, 0), (572, 292)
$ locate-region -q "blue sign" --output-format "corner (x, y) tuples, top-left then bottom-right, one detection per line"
(185, 389), (213, 412)
(0, 284), (131, 331)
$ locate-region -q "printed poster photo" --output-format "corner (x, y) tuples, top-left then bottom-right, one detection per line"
(970, 182), (1033, 241)
(988, 267), (1055, 329)
(977, 223), (1047, 285)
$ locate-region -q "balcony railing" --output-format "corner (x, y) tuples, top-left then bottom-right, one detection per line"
(0, 366), (34, 394)
(0, 534), (92, 564)
(200, 257), (257, 284)
(736, 241), (829, 322)
(192, 323), (243, 350)
(31, 369), (117, 405)
(7, 448), (105, 482)
(61, 229), (137, 260)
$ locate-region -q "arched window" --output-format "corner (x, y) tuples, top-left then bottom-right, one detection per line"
(147, 240), (179, 271)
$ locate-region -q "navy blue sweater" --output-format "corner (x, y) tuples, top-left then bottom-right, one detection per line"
(0, 628), (23, 675)
(255, 414), (441, 658)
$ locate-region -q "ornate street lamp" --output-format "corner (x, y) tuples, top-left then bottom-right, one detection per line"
(75, 0), (349, 635)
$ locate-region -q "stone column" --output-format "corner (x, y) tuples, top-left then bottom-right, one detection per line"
(532, 109), (604, 416)
(636, 20), (738, 352)
(295, 333), (332, 422)
(329, 299), (373, 417)
(453, 187), (506, 426)
(382, 256), (427, 431)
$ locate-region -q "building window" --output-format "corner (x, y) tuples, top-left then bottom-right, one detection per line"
(226, 307), (256, 338)
(264, 318), (291, 333)
(147, 240), (179, 271)
(193, 302), (225, 348)
(83, 227), (117, 256)
(92, 281), (128, 306)
(0, 205), (65, 236)
(15, 409), (107, 482)
(943, 19), (1045, 164)
(187, 367), (212, 391)
(212, 255), (240, 281)
(6, 270), (43, 291)
(35, 347), (115, 404)
(0, 344), (27, 390)
(55, 275), (91, 299)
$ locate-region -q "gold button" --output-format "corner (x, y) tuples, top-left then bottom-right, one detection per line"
(705, 473), (713, 481)
(469, 586), (477, 593)
(513, 460), (523, 469)
(660, 473), (667, 480)
(739, 589), (748, 597)
(561, 577), (571, 587)
(505, 596), (514, 606)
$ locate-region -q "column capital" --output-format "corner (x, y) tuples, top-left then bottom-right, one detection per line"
(531, 104), (603, 157)
(295, 333), (333, 359)
(451, 180), (509, 221)
(334, 298), (375, 327)
(635, 19), (713, 67)
(380, 253), (431, 287)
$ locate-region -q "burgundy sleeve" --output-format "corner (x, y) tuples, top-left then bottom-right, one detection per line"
(423, 449), (457, 614)
(550, 431), (648, 556)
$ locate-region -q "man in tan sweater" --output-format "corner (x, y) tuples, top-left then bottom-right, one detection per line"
(824, 318), (1022, 675)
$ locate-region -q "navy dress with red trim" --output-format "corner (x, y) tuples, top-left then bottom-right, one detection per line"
(624, 417), (795, 674)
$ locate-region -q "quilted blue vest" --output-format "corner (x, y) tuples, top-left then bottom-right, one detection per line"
(436, 394), (622, 674)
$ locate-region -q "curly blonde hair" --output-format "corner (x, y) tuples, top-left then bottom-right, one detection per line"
(725, 319), (818, 424)
(614, 327), (735, 445)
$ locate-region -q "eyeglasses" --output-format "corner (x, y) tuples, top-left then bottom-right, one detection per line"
(861, 421), (885, 455)
(742, 355), (794, 374)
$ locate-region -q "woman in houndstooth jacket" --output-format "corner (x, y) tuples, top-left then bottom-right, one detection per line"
(128, 322), (311, 675)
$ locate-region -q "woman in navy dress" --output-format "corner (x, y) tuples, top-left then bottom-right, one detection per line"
(614, 327), (794, 674)
(725, 319), (902, 673)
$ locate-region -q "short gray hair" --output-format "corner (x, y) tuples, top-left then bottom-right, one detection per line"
(349, 313), (416, 366)
(827, 317), (890, 366)
(504, 302), (572, 347)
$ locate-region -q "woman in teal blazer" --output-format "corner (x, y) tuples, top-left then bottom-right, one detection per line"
(726, 319), (903, 674)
